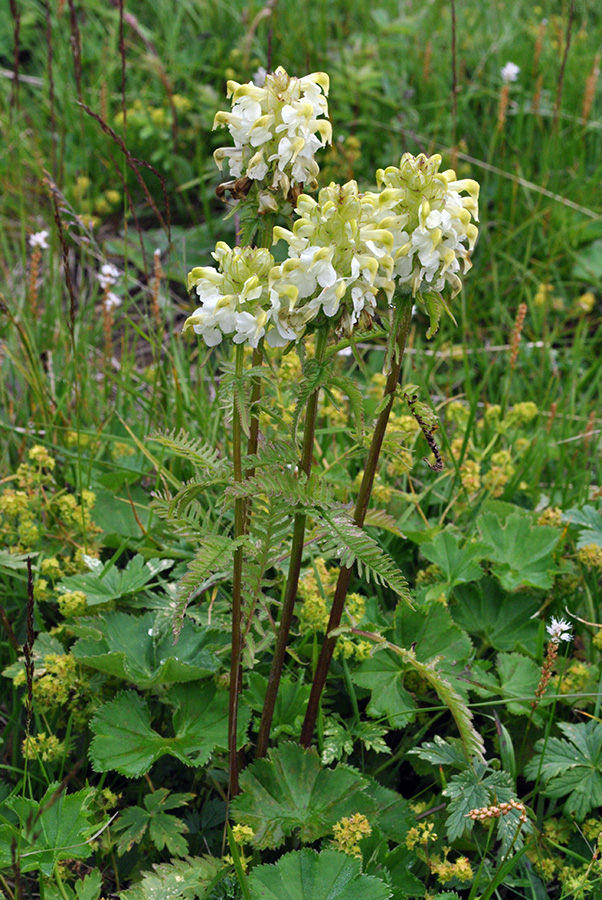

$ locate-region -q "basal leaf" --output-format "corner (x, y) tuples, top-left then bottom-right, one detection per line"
(420, 529), (486, 596)
(59, 555), (174, 605)
(0, 784), (100, 876)
(72, 611), (223, 687)
(525, 721), (602, 819)
(563, 504), (602, 549)
(248, 849), (392, 900)
(231, 743), (378, 849)
(409, 736), (469, 769)
(352, 649), (418, 728)
(476, 511), (560, 591)
(89, 684), (248, 777)
(119, 855), (222, 900)
(451, 578), (539, 653)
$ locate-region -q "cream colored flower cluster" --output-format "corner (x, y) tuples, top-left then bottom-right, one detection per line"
(184, 243), (274, 348)
(268, 181), (397, 344)
(213, 66), (332, 195)
(372, 152), (479, 298)
(186, 69), (480, 349)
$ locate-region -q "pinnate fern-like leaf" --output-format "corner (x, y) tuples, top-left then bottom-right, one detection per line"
(227, 468), (334, 510)
(149, 429), (222, 472)
(316, 511), (411, 602)
(291, 357), (332, 440)
(119, 855), (222, 900)
(385, 642), (485, 763)
(329, 375), (365, 440)
(173, 536), (238, 639)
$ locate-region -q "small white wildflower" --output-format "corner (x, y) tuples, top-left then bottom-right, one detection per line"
(253, 66), (267, 87)
(501, 62), (520, 84)
(546, 616), (573, 644)
(103, 292), (122, 312)
(29, 230), (49, 250)
(97, 263), (121, 290)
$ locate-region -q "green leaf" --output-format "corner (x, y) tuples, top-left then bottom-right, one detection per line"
(354, 607), (483, 762)
(476, 511), (560, 591)
(119, 855), (223, 900)
(114, 806), (149, 855)
(409, 736), (470, 769)
(174, 535), (238, 638)
(420, 530), (486, 597)
(248, 849), (392, 900)
(352, 648), (417, 728)
(0, 550), (30, 573)
(89, 683), (249, 777)
(0, 784), (101, 876)
(59, 555), (174, 606)
(245, 673), (310, 739)
(563, 504), (602, 549)
(113, 789), (194, 856)
(466, 652), (548, 725)
(71, 611), (223, 687)
(524, 720), (602, 820)
(75, 869), (102, 900)
(444, 765), (525, 853)
(148, 429), (222, 471)
(451, 578), (540, 653)
(316, 510), (411, 602)
(231, 743), (378, 849)
(329, 375), (365, 441)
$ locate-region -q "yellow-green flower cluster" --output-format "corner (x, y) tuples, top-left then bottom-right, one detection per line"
(22, 732), (65, 763)
(297, 561), (371, 660)
(431, 850), (473, 884)
(213, 66), (331, 196)
(577, 543), (602, 569)
(332, 813), (372, 856)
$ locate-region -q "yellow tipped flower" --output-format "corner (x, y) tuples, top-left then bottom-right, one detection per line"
(213, 66), (331, 195)
(185, 244), (275, 348)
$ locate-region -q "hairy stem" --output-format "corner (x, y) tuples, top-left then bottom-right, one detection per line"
(300, 295), (413, 747)
(228, 343), (246, 796)
(256, 328), (329, 757)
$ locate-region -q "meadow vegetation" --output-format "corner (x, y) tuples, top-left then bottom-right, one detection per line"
(1, 1), (602, 898)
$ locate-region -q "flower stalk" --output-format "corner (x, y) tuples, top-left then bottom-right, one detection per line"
(300, 293), (414, 748)
(228, 342), (246, 797)
(256, 327), (329, 757)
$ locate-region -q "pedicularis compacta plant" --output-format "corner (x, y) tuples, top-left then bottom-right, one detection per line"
(161, 66), (480, 799)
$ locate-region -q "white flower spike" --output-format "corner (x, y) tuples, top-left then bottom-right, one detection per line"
(29, 231), (50, 250)
(546, 617), (573, 644)
(501, 62), (520, 84)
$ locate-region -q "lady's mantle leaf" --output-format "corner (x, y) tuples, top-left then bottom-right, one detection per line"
(353, 603), (472, 728)
(119, 855), (223, 900)
(451, 578), (539, 653)
(89, 684), (249, 777)
(248, 849), (391, 900)
(231, 743), (378, 849)
(476, 511), (560, 591)
(72, 611), (223, 687)
(59, 554), (173, 605)
(524, 720), (602, 820)
(420, 529), (486, 596)
(0, 784), (100, 876)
